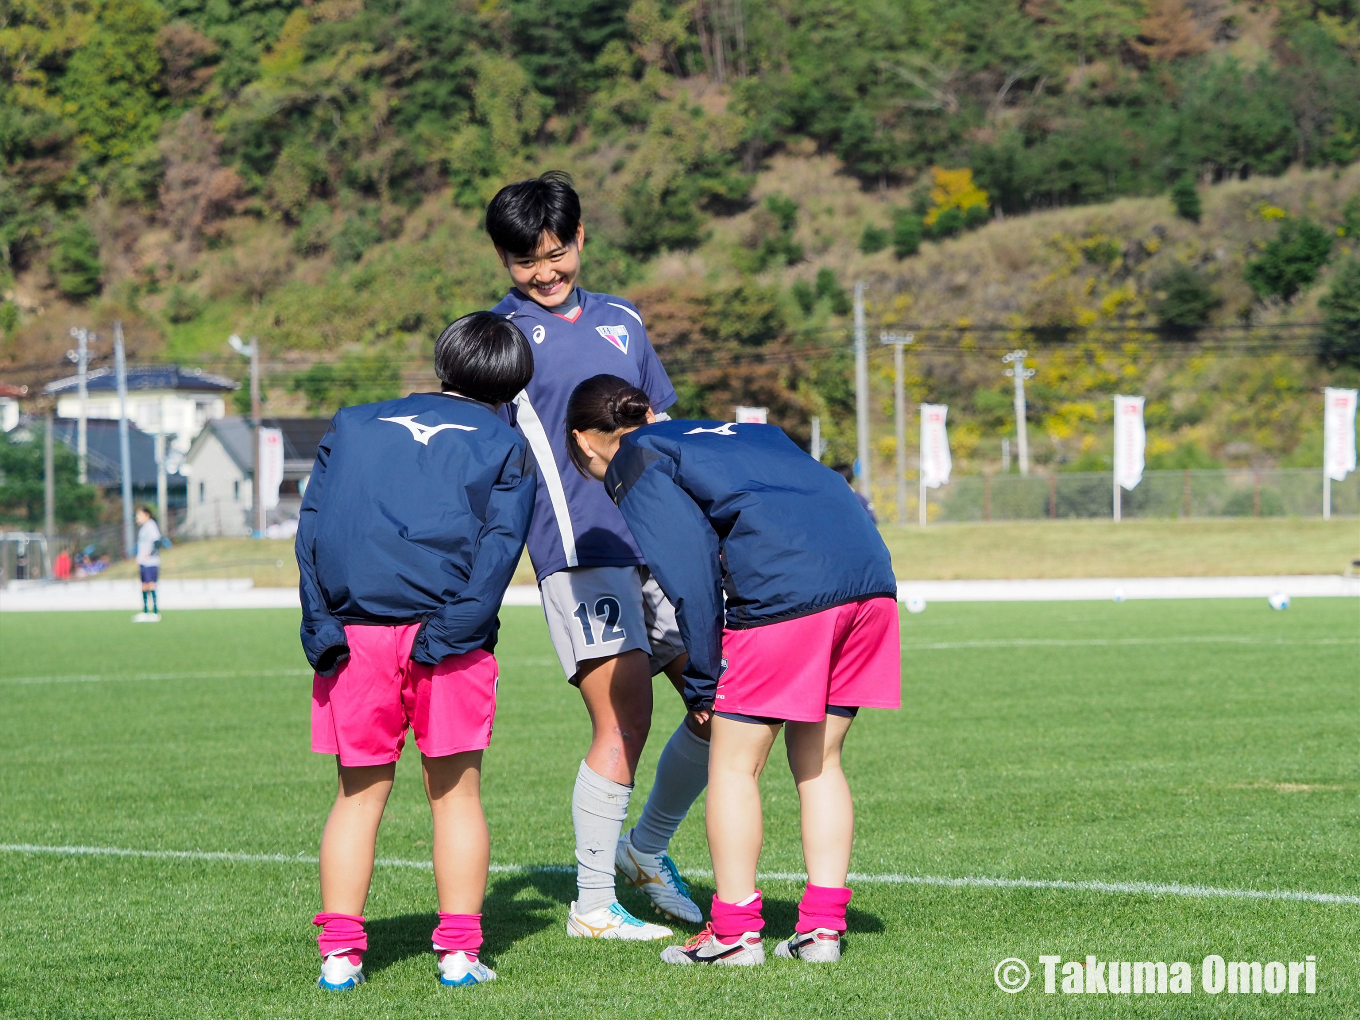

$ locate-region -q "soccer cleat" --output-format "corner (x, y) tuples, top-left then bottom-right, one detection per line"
(317, 952), (365, 991)
(774, 928), (842, 963)
(566, 900), (672, 941)
(132, 612), (161, 623)
(660, 924), (764, 966)
(615, 829), (703, 924)
(437, 950), (496, 986)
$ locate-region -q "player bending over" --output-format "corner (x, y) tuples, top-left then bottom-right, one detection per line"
(567, 376), (902, 966)
(296, 313), (536, 991)
(488, 172), (705, 938)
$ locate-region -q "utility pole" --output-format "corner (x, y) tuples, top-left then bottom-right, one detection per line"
(114, 321), (134, 558)
(881, 333), (914, 525)
(66, 327), (95, 483)
(1002, 349), (1035, 476)
(230, 334), (263, 537)
(43, 409), (55, 561)
(853, 282), (870, 502)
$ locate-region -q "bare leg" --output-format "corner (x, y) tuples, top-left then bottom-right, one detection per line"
(578, 649), (653, 785)
(319, 761), (395, 914)
(785, 714), (856, 888)
(662, 653), (712, 739)
(706, 715), (780, 903)
(424, 751), (488, 914)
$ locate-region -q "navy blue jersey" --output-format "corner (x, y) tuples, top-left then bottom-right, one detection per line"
(605, 420), (897, 710)
(491, 287), (677, 581)
(296, 392), (535, 671)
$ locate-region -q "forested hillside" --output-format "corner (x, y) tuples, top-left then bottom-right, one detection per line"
(2, 0), (1359, 473)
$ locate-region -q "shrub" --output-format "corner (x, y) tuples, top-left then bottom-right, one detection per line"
(1318, 257), (1360, 368)
(1151, 264), (1220, 328)
(892, 210), (923, 258)
(814, 268), (851, 315)
(290, 350), (401, 413)
(928, 206), (965, 239)
(859, 223), (889, 254)
(331, 212), (383, 265)
(740, 194), (803, 271)
(163, 285), (203, 323)
(0, 301), (17, 335)
(1244, 217), (1333, 302)
(1171, 175), (1201, 222)
(48, 221), (102, 300)
(292, 203), (332, 258)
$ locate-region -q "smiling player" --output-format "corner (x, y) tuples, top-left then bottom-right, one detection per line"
(488, 173), (707, 938)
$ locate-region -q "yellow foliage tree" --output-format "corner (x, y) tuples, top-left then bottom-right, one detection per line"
(924, 167), (989, 227)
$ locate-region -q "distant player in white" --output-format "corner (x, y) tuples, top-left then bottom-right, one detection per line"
(488, 173), (707, 939)
(134, 505), (161, 621)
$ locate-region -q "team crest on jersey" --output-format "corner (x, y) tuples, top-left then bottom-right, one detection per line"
(596, 324), (630, 354)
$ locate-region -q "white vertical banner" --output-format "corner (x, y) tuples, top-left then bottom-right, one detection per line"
(258, 426), (285, 511)
(1113, 395), (1146, 491)
(1324, 387), (1358, 482)
(920, 404), (951, 488)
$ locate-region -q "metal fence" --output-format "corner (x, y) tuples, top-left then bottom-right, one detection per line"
(904, 469), (1360, 523)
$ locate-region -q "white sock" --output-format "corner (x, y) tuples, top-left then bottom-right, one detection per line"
(630, 721), (710, 856)
(572, 760), (632, 914)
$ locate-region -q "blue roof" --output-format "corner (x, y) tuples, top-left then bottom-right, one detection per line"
(45, 365), (238, 395)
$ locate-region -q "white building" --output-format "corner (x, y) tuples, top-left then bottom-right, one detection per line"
(181, 417), (330, 537)
(0, 383), (25, 432)
(44, 365), (237, 455)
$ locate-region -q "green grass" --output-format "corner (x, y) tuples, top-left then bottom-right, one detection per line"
(2, 602), (1357, 1017)
(102, 517), (1360, 589)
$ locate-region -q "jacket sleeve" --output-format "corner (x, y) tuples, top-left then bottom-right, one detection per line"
(411, 441), (536, 666)
(612, 455), (723, 711)
(295, 420), (349, 674)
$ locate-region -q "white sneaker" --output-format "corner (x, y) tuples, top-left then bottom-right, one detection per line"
(615, 829), (703, 924)
(317, 952), (365, 991)
(132, 612), (161, 623)
(660, 924), (764, 966)
(774, 928), (842, 962)
(566, 900), (672, 941)
(437, 950), (496, 986)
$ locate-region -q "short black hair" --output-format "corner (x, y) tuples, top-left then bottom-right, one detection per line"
(564, 374), (651, 475)
(434, 312), (534, 405)
(485, 171), (581, 256)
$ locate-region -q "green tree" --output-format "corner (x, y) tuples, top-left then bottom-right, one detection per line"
(1171, 175), (1201, 222)
(1318, 258), (1360, 368)
(892, 209), (923, 258)
(0, 427), (100, 527)
(48, 220), (102, 300)
(859, 223), (889, 254)
(290, 350), (401, 413)
(1244, 217), (1333, 302)
(1151, 264), (1219, 328)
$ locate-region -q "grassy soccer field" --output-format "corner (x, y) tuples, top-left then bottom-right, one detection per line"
(1, 602), (1357, 1018)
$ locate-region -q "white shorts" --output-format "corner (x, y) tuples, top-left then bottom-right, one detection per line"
(538, 566), (686, 684)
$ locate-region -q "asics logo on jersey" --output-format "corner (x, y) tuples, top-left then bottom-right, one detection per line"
(596, 324), (630, 354)
(531, 324), (546, 344)
(379, 416), (477, 445)
(685, 423), (738, 436)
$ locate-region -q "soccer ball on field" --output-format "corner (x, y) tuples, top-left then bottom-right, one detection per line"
(905, 596), (927, 614)
(1267, 592), (1290, 611)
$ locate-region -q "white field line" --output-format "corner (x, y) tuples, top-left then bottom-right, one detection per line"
(3, 843), (1357, 907)
(0, 669), (313, 685)
(901, 636), (1358, 651)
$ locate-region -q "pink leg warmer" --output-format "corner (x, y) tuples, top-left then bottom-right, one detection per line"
(432, 912), (483, 959)
(710, 891), (764, 939)
(797, 884), (852, 933)
(313, 912), (367, 964)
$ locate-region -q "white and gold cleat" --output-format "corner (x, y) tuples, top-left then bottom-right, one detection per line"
(566, 900), (672, 941)
(615, 829), (703, 924)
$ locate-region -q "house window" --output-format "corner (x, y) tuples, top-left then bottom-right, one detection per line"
(198, 481), (205, 504)
(233, 480), (240, 501)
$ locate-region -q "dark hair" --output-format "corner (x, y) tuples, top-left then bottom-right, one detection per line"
(832, 464), (855, 484)
(565, 374), (651, 475)
(138, 504), (156, 516)
(485, 171), (582, 256)
(433, 312), (534, 405)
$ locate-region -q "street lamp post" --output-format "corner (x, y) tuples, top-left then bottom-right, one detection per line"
(1002, 350), (1035, 476)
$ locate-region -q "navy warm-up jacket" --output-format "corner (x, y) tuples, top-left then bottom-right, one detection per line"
(604, 420), (897, 711)
(296, 392), (535, 672)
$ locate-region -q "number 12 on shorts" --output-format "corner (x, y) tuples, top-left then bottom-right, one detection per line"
(573, 598), (627, 646)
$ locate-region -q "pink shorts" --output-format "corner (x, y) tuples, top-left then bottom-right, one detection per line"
(714, 597), (901, 723)
(311, 624), (498, 767)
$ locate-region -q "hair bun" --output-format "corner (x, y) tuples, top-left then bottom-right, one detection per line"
(612, 389), (651, 427)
